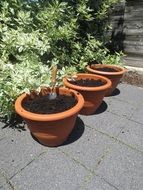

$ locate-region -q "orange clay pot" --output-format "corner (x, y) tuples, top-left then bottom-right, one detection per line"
(15, 87), (84, 147)
(63, 73), (111, 115)
(86, 64), (126, 96)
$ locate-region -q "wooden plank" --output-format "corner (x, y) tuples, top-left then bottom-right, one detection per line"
(123, 28), (143, 36)
(110, 16), (143, 22)
(123, 23), (143, 30)
(124, 46), (143, 55)
(110, 20), (143, 26)
(123, 36), (143, 41)
(124, 40), (143, 46)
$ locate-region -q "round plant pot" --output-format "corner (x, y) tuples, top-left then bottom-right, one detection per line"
(63, 73), (111, 115)
(15, 87), (84, 147)
(86, 64), (126, 96)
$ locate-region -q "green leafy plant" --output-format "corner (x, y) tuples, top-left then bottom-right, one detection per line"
(0, 0), (124, 121)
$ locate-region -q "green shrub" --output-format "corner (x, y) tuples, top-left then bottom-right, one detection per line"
(0, 0), (124, 121)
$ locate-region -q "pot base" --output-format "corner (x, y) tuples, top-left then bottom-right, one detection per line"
(25, 114), (77, 147)
(31, 132), (68, 147)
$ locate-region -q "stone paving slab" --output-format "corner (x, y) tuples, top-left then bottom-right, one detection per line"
(105, 97), (136, 120)
(0, 170), (14, 190)
(80, 111), (127, 137)
(83, 175), (119, 190)
(112, 84), (143, 107)
(95, 142), (143, 190)
(0, 184), (13, 190)
(131, 106), (143, 125)
(0, 127), (46, 178)
(10, 149), (89, 190)
(0, 121), (26, 140)
(59, 124), (114, 172)
(118, 120), (143, 151)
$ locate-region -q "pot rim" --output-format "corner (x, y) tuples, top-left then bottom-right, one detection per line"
(86, 64), (127, 76)
(63, 73), (112, 91)
(15, 87), (84, 121)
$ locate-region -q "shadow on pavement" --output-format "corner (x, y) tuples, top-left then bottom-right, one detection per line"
(94, 101), (108, 115)
(1, 114), (26, 132)
(108, 88), (120, 97)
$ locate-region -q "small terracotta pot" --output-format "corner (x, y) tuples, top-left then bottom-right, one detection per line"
(63, 73), (111, 115)
(15, 87), (84, 147)
(86, 64), (126, 96)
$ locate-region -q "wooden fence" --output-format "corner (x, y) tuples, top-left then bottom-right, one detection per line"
(110, 0), (143, 67)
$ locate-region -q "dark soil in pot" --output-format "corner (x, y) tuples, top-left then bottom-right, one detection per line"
(22, 95), (77, 114)
(69, 79), (106, 87)
(92, 67), (119, 72)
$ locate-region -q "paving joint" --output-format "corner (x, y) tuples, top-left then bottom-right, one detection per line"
(79, 173), (95, 190)
(107, 109), (143, 126)
(93, 146), (112, 171)
(107, 110), (134, 121)
(79, 147), (118, 190)
(127, 118), (143, 126)
(99, 176), (120, 190)
(9, 151), (48, 180)
(58, 149), (93, 174)
(59, 134), (118, 190)
(85, 124), (143, 154)
(110, 96), (143, 107)
(85, 124), (120, 140)
(0, 169), (17, 190)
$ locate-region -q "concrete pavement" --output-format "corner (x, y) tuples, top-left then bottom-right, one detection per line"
(0, 83), (143, 190)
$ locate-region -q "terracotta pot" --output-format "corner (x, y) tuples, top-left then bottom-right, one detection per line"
(63, 73), (111, 115)
(86, 64), (126, 96)
(15, 87), (84, 147)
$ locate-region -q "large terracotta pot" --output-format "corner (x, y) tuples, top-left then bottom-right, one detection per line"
(86, 64), (126, 96)
(15, 87), (84, 147)
(63, 73), (111, 115)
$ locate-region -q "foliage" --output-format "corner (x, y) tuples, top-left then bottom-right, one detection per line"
(0, 0), (124, 120)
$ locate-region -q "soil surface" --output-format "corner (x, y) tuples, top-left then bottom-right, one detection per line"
(22, 95), (77, 114)
(122, 70), (143, 88)
(92, 67), (118, 72)
(69, 79), (106, 87)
